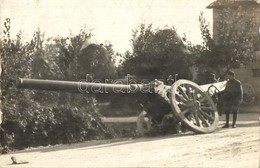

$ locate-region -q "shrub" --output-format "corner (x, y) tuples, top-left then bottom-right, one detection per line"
(0, 19), (114, 149)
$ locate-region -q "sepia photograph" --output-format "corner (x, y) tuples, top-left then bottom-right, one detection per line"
(0, 0), (259, 167)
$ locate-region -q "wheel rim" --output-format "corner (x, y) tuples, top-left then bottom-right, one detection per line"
(136, 111), (152, 135)
(169, 80), (219, 133)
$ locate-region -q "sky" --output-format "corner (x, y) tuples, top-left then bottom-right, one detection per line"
(0, 0), (214, 53)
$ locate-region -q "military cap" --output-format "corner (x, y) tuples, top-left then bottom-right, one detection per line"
(227, 70), (235, 76)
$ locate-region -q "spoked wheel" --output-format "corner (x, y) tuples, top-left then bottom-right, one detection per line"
(136, 111), (152, 136)
(169, 80), (219, 133)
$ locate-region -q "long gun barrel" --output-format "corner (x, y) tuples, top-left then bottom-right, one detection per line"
(17, 77), (223, 134)
(17, 78), (152, 94)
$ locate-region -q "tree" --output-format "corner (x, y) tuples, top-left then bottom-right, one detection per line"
(78, 40), (117, 81)
(121, 24), (192, 81)
(0, 19), (115, 150)
(194, 9), (256, 82)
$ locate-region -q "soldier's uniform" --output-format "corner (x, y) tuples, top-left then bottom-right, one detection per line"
(223, 74), (243, 128)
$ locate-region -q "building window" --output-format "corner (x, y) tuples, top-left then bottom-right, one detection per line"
(252, 69), (260, 77)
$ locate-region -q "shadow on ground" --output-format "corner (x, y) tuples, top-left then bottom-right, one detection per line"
(12, 131), (198, 154)
(10, 121), (259, 155)
(236, 122), (260, 127)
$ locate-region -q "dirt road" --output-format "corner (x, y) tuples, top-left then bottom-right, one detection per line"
(0, 121), (259, 168)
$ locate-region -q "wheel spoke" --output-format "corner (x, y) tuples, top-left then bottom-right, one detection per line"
(199, 110), (214, 121)
(187, 112), (195, 122)
(192, 90), (197, 102)
(198, 96), (208, 103)
(176, 93), (189, 103)
(200, 101), (211, 106)
(193, 113), (201, 126)
(184, 84), (192, 99)
(178, 86), (189, 101)
(193, 88), (201, 101)
(177, 102), (189, 107)
(200, 106), (214, 111)
(179, 108), (191, 118)
(197, 112), (210, 127)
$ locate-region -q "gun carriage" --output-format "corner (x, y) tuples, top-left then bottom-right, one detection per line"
(17, 78), (227, 135)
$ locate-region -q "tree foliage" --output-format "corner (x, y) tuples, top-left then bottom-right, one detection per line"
(78, 42), (117, 81)
(121, 24), (192, 81)
(192, 9), (256, 82)
(0, 18), (115, 149)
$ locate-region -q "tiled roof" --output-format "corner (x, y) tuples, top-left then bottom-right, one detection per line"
(207, 0), (260, 8)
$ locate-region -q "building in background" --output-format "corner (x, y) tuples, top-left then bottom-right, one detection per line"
(207, 0), (260, 105)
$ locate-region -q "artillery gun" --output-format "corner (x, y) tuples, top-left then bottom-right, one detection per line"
(17, 77), (227, 135)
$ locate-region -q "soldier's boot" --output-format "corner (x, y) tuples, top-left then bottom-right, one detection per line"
(232, 113), (237, 128)
(222, 113), (229, 128)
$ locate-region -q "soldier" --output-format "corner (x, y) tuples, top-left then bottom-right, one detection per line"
(222, 71), (243, 128)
